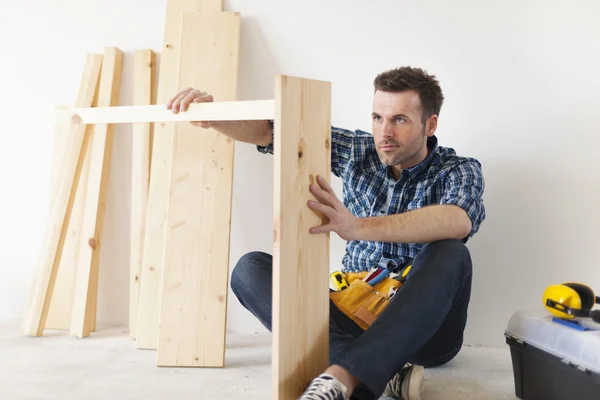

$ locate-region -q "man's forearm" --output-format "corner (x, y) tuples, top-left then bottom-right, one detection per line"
(356, 205), (472, 243)
(210, 120), (272, 146)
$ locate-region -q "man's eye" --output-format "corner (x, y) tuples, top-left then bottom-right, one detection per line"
(373, 116), (382, 122)
(395, 118), (405, 123)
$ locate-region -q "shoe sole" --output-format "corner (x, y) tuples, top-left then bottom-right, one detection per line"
(406, 365), (424, 400)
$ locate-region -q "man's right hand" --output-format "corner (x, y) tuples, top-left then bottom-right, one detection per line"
(165, 87), (272, 147)
(166, 87), (213, 129)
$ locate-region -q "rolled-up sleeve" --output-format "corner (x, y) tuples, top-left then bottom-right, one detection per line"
(256, 120), (275, 154)
(440, 160), (486, 239)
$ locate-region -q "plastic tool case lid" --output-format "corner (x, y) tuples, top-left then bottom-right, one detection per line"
(505, 309), (600, 375)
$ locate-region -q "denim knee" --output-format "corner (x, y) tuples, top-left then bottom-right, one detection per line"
(407, 239), (473, 288)
(427, 238), (469, 254)
(423, 239), (471, 269)
(230, 251), (270, 294)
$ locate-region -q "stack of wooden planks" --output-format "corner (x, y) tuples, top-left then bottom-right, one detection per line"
(23, 48), (124, 339)
(24, 0), (240, 367)
(23, 1), (333, 398)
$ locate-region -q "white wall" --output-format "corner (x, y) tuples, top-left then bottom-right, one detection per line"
(1, 0), (599, 347)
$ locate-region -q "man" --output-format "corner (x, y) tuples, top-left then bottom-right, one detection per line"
(167, 66), (486, 400)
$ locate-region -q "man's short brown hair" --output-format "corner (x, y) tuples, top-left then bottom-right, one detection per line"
(374, 66), (444, 125)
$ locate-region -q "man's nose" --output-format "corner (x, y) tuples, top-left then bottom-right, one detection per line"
(382, 121), (394, 138)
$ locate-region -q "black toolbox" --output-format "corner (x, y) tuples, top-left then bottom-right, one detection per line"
(505, 309), (600, 400)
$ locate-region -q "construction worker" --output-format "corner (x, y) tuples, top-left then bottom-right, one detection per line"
(167, 66), (486, 400)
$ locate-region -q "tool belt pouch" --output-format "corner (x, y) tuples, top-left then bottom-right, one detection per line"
(329, 274), (401, 330)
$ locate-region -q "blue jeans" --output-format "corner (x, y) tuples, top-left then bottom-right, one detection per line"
(230, 239), (473, 400)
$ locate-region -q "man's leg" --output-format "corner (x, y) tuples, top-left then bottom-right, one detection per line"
(330, 239), (473, 398)
(407, 262), (472, 369)
(230, 251), (274, 331)
(230, 251), (366, 364)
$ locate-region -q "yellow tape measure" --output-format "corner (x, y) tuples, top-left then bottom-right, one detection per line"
(330, 271), (349, 291)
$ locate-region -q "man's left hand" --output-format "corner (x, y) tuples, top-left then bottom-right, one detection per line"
(307, 175), (361, 241)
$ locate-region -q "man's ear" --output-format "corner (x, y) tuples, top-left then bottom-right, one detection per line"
(426, 115), (438, 136)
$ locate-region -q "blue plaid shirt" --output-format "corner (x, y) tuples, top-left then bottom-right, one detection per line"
(258, 125), (486, 273)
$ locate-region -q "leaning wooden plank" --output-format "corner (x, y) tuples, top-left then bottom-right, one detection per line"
(156, 11), (240, 367)
(272, 76), (332, 400)
(136, 0), (222, 351)
(46, 105), (75, 329)
(49, 105), (70, 197)
(129, 49), (156, 339)
(21, 54), (103, 336)
(55, 100), (275, 125)
(46, 106), (94, 330)
(86, 49), (125, 335)
(70, 47), (124, 338)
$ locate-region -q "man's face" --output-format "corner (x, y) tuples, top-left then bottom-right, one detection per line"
(371, 90), (434, 169)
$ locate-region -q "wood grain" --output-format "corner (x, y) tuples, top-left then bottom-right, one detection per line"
(136, 0), (223, 351)
(69, 47), (124, 338)
(21, 54), (103, 336)
(129, 49), (156, 339)
(156, 11), (240, 367)
(56, 100), (274, 125)
(45, 106), (93, 330)
(272, 75), (332, 400)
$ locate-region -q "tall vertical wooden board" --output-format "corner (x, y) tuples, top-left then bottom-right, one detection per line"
(272, 76), (332, 400)
(136, 0), (223, 350)
(156, 11), (240, 367)
(21, 54), (103, 336)
(130, 49), (156, 339)
(70, 47), (124, 338)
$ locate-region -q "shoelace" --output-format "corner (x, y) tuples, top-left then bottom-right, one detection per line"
(384, 364), (412, 399)
(386, 373), (404, 398)
(301, 376), (346, 400)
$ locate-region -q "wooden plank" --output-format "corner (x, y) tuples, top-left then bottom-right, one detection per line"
(46, 105), (74, 330)
(69, 47), (124, 338)
(46, 106), (94, 330)
(272, 76), (331, 400)
(55, 100), (275, 125)
(86, 50), (125, 335)
(156, 11), (240, 367)
(129, 49), (156, 339)
(49, 105), (70, 198)
(136, 0), (225, 350)
(21, 54), (103, 336)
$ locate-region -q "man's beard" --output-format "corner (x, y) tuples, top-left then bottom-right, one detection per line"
(377, 129), (427, 167)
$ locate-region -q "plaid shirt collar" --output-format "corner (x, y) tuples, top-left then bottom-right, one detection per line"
(363, 133), (439, 183)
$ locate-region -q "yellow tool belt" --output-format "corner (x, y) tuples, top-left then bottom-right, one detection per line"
(330, 271), (401, 330)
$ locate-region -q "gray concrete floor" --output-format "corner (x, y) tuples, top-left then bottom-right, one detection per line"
(0, 321), (518, 399)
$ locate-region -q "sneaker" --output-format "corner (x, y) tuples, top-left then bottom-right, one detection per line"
(381, 363), (425, 400)
(297, 373), (349, 400)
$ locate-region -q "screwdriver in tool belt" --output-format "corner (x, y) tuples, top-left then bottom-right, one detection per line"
(364, 267), (390, 286)
(397, 265), (412, 284)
